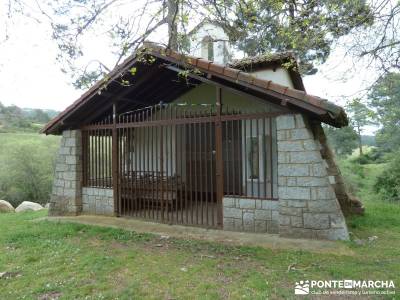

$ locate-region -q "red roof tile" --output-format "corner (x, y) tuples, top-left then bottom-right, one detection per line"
(42, 42), (348, 134)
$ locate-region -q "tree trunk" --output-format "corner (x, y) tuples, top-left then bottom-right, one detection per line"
(167, 0), (179, 50)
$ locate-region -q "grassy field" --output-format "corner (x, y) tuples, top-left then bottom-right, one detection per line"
(0, 162), (399, 299)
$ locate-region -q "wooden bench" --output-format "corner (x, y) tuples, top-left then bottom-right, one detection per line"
(120, 172), (185, 210)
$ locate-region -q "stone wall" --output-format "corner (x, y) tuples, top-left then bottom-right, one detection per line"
(49, 130), (82, 216)
(82, 187), (114, 216)
(223, 198), (279, 233)
(276, 114), (349, 240)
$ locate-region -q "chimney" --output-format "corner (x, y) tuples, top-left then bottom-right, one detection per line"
(189, 22), (231, 64)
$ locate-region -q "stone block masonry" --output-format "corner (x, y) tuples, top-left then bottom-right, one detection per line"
(49, 130), (83, 216)
(276, 114), (349, 240)
(82, 187), (114, 216)
(223, 198), (279, 234)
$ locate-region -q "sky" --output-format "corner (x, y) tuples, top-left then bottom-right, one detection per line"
(0, 2), (379, 132)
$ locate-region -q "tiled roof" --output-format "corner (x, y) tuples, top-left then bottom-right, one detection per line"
(42, 43), (347, 134)
(229, 52), (295, 69)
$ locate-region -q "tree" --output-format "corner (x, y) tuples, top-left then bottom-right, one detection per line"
(5, 0), (374, 88)
(349, 0), (400, 73)
(346, 99), (376, 155)
(369, 72), (400, 151)
(31, 109), (51, 124)
(215, 0), (373, 74)
(324, 124), (358, 157)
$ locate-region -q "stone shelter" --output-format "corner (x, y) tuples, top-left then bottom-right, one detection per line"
(42, 40), (360, 241)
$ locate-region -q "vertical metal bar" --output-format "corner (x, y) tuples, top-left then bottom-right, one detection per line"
(118, 117), (122, 215)
(132, 115), (136, 217)
(130, 115), (134, 216)
(174, 112), (179, 224)
(204, 120), (209, 227)
(151, 123), (155, 220)
(225, 120), (229, 196)
(183, 109), (188, 224)
(146, 111), (150, 219)
(121, 115), (126, 216)
(194, 120), (198, 225)
(100, 128), (103, 188)
(237, 118), (242, 196)
(269, 117), (273, 198)
(169, 106), (173, 223)
(94, 126), (98, 187)
(154, 109), (158, 220)
(131, 113), (139, 217)
(97, 125), (100, 187)
(109, 116), (112, 187)
(133, 113), (137, 217)
(257, 118), (260, 199)
(199, 121), (204, 226)
(101, 122), (105, 188)
(160, 123), (164, 222)
(112, 102), (119, 216)
(92, 129), (95, 187)
(165, 123), (170, 223)
(126, 115), (130, 215)
(188, 113), (193, 224)
(139, 111), (143, 218)
(209, 113), (215, 227)
(88, 131), (90, 186)
(250, 118), (254, 197)
(215, 87), (224, 227)
(179, 122), (184, 224)
(230, 120), (234, 196)
(244, 120), (248, 197)
(263, 118), (267, 198)
(125, 118), (129, 216)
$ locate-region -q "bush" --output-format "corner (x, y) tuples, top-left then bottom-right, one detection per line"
(374, 153), (400, 202)
(337, 158), (365, 194)
(352, 147), (387, 165)
(0, 133), (59, 207)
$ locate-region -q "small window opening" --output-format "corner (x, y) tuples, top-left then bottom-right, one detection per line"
(201, 36), (214, 61)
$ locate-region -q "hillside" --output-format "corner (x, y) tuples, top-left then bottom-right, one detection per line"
(0, 102), (59, 133)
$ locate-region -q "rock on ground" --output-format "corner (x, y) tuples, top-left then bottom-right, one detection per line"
(0, 200), (14, 213)
(15, 201), (44, 213)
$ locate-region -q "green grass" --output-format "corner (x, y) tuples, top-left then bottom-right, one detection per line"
(1, 161), (400, 299)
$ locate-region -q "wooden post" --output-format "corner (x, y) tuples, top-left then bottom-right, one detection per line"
(215, 87), (224, 227)
(112, 102), (119, 216)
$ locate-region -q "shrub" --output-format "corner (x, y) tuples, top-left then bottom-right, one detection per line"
(337, 158), (365, 194)
(0, 133), (59, 207)
(374, 153), (400, 202)
(352, 147), (387, 165)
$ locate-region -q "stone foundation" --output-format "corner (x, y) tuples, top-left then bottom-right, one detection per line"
(276, 114), (349, 240)
(82, 187), (114, 216)
(49, 130), (82, 216)
(223, 197), (279, 233)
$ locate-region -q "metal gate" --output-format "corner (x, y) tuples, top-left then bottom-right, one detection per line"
(117, 104), (219, 228)
(82, 103), (279, 229)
